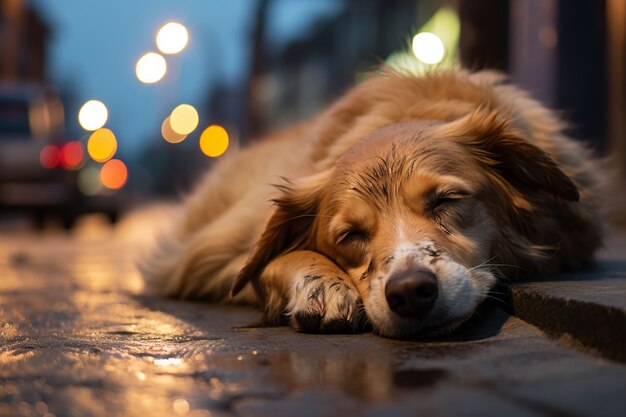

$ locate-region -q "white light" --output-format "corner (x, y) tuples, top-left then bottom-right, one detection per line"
(78, 100), (108, 131)
(156, 22), (189, 55)
(136, 52), (167, 84)
(412, 32), (445, 65)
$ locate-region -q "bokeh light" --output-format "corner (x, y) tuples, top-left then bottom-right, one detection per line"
(412, 32), (445, 64)
(156, 22), (189, 54)
(78, 100), (108, 131)
(87, 128), (118, 162)
(169, 104), (199, 135)
(172, 399), (190, 415)
(78, 166), (104, 196)
(100, 159), (128, 190)
(199, 125), (229, 157)
(40, 145), (61, 169)
(61, 141), (84, 170)
(161, 116), (187, 143)
(136, 52), (167, 84)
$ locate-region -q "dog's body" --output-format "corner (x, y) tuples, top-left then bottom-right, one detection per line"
(141, 68), (603, 337)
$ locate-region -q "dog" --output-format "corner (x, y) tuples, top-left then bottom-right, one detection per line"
(140, 67), (603, 338)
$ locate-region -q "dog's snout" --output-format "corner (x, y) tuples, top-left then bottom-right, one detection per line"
(384, 268), (438, 318)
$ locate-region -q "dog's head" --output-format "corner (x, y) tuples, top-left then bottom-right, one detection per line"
(233, 109), (579, 337)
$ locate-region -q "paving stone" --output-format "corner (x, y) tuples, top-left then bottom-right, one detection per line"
(1, 234), (626, 417)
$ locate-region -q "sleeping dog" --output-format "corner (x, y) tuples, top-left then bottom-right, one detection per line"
(140, 68), (603, 337)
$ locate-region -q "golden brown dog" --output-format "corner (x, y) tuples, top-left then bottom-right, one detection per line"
(140, 68), (603, 337)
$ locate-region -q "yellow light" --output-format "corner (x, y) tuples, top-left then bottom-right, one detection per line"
(156, 22), (189, 55)
(170, 104), (199, 135)
(136, 52), (167, 84)
(87, 128), (117, 162)
(161, 116), (187, 143)
(78, 100), (108, 131)
(199, 125), (229, 157)
(412, 32), (445, 65)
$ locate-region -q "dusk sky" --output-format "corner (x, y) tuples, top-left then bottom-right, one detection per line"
(31, 0), (341, 156)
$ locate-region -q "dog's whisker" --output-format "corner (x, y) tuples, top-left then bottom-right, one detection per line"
(468, 256), (522, 273)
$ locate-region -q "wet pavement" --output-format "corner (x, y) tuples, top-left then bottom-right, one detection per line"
(1, 228), (626, 417)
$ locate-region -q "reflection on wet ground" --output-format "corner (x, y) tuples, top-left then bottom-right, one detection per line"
(1, 233), (626, 417)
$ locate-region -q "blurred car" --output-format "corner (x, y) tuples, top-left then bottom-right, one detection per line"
(0, 81), (80, 227)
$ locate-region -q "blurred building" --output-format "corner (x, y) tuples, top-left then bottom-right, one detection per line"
(0, 0), (49, 81)
(204, 0), (614, 153)
(222, 0), (423, 140)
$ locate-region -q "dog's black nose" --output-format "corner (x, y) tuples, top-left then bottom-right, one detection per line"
(385, 268), (438, 318)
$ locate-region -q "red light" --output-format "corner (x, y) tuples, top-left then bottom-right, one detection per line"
(40, 145), (61, 169)
(61, 141), (84, 170)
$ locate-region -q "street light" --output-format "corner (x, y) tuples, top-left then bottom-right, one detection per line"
(156, 22), (189, 54)
(78, 100), (108, 131)
(100, 159), (128, 190)
(87, 128), (118, 162)
(169, 104), (198, 135)
(199, 125), (229, 157)
(136, 52), (167, 84)
(161, 116), (187, 143)
(412, 32), (445, 65)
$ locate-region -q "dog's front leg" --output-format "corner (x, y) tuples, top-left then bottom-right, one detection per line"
(255, 250), (365, 333)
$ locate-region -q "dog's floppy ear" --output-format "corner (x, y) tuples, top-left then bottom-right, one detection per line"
(230, 170), (330, 296)
(441, 109), (579, 201)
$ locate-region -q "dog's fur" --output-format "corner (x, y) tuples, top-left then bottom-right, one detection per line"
(140, 68), (603, 338)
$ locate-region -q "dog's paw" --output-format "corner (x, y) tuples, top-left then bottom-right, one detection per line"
(286, 274), (364, 333)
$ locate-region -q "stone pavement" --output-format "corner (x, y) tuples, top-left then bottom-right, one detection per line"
(1, 228), (626, 417)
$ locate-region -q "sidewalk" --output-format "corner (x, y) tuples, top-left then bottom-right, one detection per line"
(1, 229), (625, 417)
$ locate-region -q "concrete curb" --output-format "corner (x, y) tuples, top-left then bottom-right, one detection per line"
(506, 262), (626, 363)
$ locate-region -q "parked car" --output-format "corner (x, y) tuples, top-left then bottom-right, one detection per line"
(0, 81), (81, 227)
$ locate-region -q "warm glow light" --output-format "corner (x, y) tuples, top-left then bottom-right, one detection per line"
(87, 128), (117, 162)
(199, 125), (229, 157)
(172, 399), (190, 416)
(161, 116), (187, 143)
(412, 32), (445, 64)
(156, 22), (189, 54)
(169, 104), (198, 135)
(40, 145), (61, 169)
(61, 141), (84, 170)
(78, 100), (108, 131)
(136, 52), (167, 84)
(77, 166), (103, 196)
(100, 159), (128, 190)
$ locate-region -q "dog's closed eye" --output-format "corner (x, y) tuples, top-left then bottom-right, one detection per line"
(335, 226), (371, 246)
(428, 190), (470, 213)
(426, 190), (472, 234)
